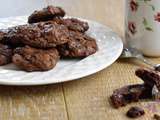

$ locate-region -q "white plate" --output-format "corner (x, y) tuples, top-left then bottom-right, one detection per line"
(0, 16), (123, 86)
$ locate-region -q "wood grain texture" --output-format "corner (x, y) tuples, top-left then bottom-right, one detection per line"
(0, 85), (68, 120)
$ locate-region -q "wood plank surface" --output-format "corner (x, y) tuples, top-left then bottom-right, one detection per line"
(0, 85), (68, 120)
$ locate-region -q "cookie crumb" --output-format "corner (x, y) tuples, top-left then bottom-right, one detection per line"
(154, 114), (160, 120)
(127, 106), (145, 118)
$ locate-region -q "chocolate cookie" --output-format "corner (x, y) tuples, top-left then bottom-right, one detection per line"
(57, 31), (98, 58)
(3, 22), (69, 48)
(28, 5), (65, 23)
(1, 27), (23, 47)
(51, 18), (89, 33)
(110, 84), (152, 108)
(0, 44), (13, 65)
(136, 68), (160, 90)
(12, 46), (59, 72)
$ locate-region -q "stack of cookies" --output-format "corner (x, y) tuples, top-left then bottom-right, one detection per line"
(0, 5), (98, 72)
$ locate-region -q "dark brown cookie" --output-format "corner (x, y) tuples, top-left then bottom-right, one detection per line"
(3, 22), (70, 48)
(12, 46), (59, 72)
(51, 18), (89, 33)
(57, 31), (98, 58)
(127, 106), (145, 118)
(1, 27), (23, 47)
(110, 84), (152, 108)
(0, 44), (13, 65)
(28, 6), (65, 23)
(136, 68), (160, 90)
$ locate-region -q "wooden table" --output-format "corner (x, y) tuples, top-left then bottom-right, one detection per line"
(1, 0), (158, 120)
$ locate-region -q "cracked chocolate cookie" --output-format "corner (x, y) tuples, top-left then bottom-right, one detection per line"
(110, 84), (152, 108)
(2, 22), (70, 48)
(12, 46), (59, 72)
(28, 5), (65, 23)
(136, 68), (160, 90)
(57, 31), (98, 58)
(1, 27), (23, 47)
(51, 18), (89, 33)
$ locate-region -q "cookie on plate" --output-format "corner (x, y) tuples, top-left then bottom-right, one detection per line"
(51, 18), (89, 33)
(57, 31), (98, 58)
(2, 22), (70, 48)
(12, 46), (59, 72)
(28, 5), (65, 23)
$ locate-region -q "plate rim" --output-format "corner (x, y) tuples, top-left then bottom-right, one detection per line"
(0, 16), (123, 86)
